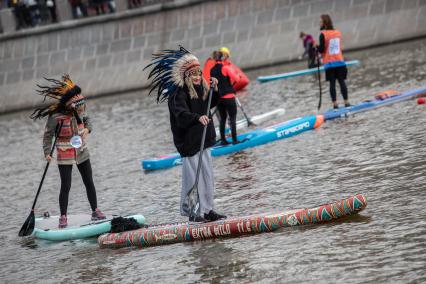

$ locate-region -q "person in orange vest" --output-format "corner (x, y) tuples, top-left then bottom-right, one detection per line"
(317, 14), (350, 109)
(210, 50), (242, 145)
(31, 75), (106, 228)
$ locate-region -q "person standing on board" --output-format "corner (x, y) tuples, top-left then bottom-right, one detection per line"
(144, 47), (226, 222)
(317, 14), (351, 109)
(299, 32), (317, 69)
(31, 75), (106, 228)
(210, 48), (242, 145)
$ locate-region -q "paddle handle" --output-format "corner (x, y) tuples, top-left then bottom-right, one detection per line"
(235, 97), (253, 126)
(316, 51), (323, 110)
(193, 81), (215, 188)
(30, 120), (63, 210)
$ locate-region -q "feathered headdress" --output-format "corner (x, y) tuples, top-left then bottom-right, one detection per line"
(144, 46), (202, 103)
(31, 74), (84, 120)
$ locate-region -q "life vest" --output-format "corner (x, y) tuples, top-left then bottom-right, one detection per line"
(321, 30), (344, 65)
(374, 90), (399, 100)
(55, 114), (85, 163)
(202, 58), (215, 83)
(203, 58), (249, 92)
(210, 62), (235, 99)
(226, 60), (250, 91)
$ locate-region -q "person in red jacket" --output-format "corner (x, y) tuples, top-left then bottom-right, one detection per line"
(317, 14), (351, 109)
(210, 50), (242, 145)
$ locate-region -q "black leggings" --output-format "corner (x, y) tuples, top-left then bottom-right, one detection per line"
(218, 98), (238, 142)
(58, 159), (97, 215)
(329, 77), (348, 102)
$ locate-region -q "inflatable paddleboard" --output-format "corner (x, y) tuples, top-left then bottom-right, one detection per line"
(322, 86), (426, 121)
(98, 194), (367, 249)
(32, 214), (145, 241)
(142, 114), (324, 170)
(257, 60), (360, 82)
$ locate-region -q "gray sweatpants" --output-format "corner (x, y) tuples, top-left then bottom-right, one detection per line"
(180, 150), (215, 217)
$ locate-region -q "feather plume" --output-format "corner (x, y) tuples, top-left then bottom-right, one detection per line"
(144, 46), (200, 103)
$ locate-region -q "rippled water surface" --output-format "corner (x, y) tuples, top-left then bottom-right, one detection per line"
(1, 39), (426, 283)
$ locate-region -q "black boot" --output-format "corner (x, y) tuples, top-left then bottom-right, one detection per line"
(204, 210), (227, 222)
(221, 139), (230, 146)
(189, 215), (206, 222)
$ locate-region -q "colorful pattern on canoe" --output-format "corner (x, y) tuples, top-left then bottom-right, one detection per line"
(98, 194), (367, 249)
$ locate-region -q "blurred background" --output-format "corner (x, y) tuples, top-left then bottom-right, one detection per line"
(0, 0), (425, 113)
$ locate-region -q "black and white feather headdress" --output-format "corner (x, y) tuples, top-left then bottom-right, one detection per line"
(144, 46), (200, 103)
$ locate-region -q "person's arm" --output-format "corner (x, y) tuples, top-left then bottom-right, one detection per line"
(83, 114), (92, 133)
(42, 115), (57, 158)
(317, 33), (325, 54)
(169, 90), (201, 128)
(301, 39), (309, 58)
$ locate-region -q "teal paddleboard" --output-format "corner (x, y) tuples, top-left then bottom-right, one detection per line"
(32, 214), (145, 241)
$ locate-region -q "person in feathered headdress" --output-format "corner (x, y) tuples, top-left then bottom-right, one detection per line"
(31, 74), (106, 228)
(145, 46), (226, 222)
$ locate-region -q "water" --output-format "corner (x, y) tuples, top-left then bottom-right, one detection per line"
(1, 38), (426, 283)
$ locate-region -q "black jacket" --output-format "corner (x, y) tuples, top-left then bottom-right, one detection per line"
(210, 63), (235, 97)
(168, 84), (219, 157)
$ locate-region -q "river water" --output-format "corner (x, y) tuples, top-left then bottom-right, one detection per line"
(1, 38), (425, 283)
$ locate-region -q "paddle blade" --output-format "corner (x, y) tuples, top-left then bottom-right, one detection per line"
(183, 186), (200, 218)
(18, 211), (35, 237)
(247, 119), (256, 127)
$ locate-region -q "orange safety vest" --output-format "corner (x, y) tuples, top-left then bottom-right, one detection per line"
(321, 30), (344, 64)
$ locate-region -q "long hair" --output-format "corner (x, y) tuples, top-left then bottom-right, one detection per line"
(184, 75), (209, 100)
(320, 14), (334, 30)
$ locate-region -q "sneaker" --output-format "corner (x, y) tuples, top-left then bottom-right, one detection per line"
(58, 215), (67, 228)
(333, 105), (339, 109)
(344, 103), (352, 107)
(204, 210), (227, 222)
(232, 138), (248, 145)
(220, 140), (230, 146)
(92, 208), (106, 221)
(189, 215), (206, 222)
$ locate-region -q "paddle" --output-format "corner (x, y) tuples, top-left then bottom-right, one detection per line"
(235, 97), (255, 126)
(316, 50), (323, 110)
(18, 120), (63, 237)
(185, 80), (215, 220)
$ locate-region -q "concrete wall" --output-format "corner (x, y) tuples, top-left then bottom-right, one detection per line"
(1, 0), (425, 113)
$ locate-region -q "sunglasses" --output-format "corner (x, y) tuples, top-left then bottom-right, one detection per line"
(188, 69), (202, 77)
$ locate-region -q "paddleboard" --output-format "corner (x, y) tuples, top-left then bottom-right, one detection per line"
(32, 214), (145, 241)
(98, 194), (367, 249)
(322, 86), (426, 121)
(257, 60), (360, 82)
(142, 114), (324, 170)
(215, 108), (285, 137)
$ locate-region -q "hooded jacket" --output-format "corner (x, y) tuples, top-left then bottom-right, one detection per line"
(168, 84), (219, 157)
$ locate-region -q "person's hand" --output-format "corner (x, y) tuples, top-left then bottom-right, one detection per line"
(199, 115), (210, 126)
(210, 77), (218, 90)
(45, 155), (52, 162)
(81, 128), (90, 141)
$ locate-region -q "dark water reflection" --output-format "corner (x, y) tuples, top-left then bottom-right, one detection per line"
(1, 38), (426, 283)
